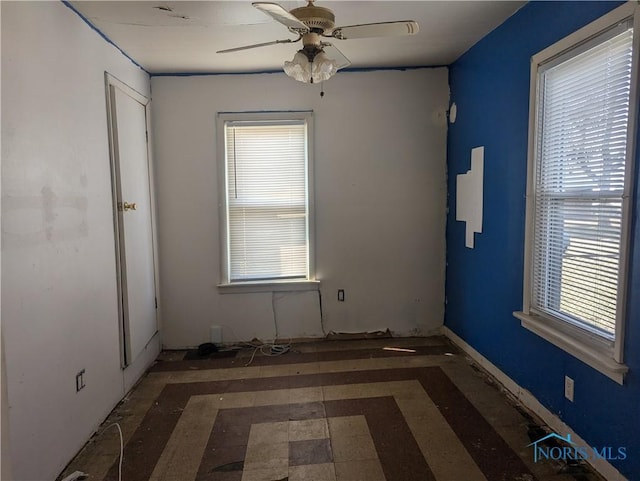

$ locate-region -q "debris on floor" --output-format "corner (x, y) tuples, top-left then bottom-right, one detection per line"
(325, 328), (392, 340)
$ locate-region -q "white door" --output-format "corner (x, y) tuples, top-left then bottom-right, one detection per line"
(106, 75), (157, 367)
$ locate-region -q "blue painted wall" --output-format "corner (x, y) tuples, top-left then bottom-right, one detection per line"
(445, 1), (640, 478)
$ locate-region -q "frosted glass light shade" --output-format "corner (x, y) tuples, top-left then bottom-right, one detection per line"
(311, 51), (338, 83)
(284, 51), (311, 83)
(284, 49), (338, 84)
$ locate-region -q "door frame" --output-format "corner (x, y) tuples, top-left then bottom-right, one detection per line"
(104, 72), (160, 368)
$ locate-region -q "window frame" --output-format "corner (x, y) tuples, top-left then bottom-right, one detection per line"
(216, 111), (318, 293)
(515, 3), (639, 384)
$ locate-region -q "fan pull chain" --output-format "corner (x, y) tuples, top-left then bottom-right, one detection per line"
(320, 82), (325, 98)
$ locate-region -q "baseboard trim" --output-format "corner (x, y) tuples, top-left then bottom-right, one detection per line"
(442, 326), (628, 481)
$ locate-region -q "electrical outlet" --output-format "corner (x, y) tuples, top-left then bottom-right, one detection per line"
(564, 376), (574, 402)
(337, 289), (345, 302)
(76, 369), (86, 392)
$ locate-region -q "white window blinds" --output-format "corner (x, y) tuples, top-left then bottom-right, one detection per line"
(224, 119), (309, 282)
(532, 23), (634, 338)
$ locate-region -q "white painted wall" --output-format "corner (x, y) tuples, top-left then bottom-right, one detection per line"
(1, 333), (11, 481)
(151, 69), (449, 348)
(1, 7), (11, 477)
(1, 3), (156, 480)
(0, 5), (9, 479)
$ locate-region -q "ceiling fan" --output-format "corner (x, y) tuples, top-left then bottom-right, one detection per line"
(217, 1), (419, 84)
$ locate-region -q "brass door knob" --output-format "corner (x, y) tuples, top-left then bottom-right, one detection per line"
(122, 202), (137, 211)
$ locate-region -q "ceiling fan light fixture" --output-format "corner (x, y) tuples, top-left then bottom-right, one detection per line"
(284, 49), (338, 84)
(222, 1), (419, 81)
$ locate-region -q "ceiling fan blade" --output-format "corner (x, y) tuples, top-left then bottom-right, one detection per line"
(253, 2), (309, 32)
(217, 38), (296, 54)
(332, 21), (419, 40)
(322, 43), (351, 70)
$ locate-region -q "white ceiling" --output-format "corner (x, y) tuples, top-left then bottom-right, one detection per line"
(70, 1), (525, 74)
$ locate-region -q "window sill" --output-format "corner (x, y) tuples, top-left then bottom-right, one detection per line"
(218, 279), (320, 294)
(513, 311), (628, 385)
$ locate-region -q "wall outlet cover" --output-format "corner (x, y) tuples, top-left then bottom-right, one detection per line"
(564, 376), (574, 402)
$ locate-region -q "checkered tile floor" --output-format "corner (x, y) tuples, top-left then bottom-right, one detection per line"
(58, 337), (605, 481)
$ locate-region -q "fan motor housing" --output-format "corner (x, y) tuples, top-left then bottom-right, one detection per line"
(290, 3), (335, 34)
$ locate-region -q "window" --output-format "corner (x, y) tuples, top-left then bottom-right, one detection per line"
(217, 112), (316, 289)
(516, 5), (638, 383)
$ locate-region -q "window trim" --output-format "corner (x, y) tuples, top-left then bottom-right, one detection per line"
(515, 2), (638, 384)
(216, 111), (317, 292)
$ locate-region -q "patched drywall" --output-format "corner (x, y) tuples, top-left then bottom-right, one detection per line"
(445, 1), (639, 479)
(456, 146), (484, 248)
(151, 69), (449, 347)
(1, 3), (154, 479)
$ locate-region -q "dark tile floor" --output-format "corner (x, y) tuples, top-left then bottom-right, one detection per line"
(58, 337), (606, 481)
